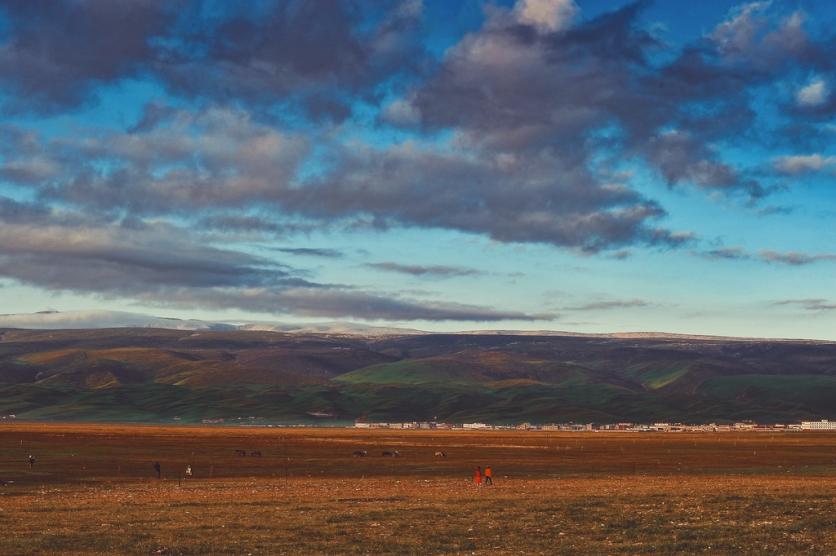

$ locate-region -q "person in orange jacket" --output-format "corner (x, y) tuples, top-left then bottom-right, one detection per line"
(473, 465), (482, 486)
(484, 466), (493, 486)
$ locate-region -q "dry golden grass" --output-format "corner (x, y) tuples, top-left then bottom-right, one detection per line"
(1, 424), (835, 554)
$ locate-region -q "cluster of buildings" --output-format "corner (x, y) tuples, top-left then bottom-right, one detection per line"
(353, 419), (836, 432)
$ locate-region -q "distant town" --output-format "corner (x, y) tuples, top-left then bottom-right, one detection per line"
(351, 419), (836, 432)
(3, 414), (834, 431)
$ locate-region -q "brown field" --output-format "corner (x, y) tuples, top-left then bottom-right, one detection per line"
(1, 424), (835, 554)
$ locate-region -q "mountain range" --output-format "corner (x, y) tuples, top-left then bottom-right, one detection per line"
(1, 311), (835, 424)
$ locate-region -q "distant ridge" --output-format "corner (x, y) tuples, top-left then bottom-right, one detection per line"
(0, 310), (424, 337)
(0, 310), (233, 331)
(462, 329), (833, 343)
(0, 310), (831, 343)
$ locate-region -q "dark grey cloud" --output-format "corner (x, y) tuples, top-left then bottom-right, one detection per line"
(281, 142), (691, 252)
(156, 0), (425, 114)
(608, 250), (632, 260)
(759, 250), (836, 266)
(0, 0), (177, 113)
(139, 287), (554, 322)
(564, 298), (650, 311)
(0, 0), (833, 312)
(698, 247), (836, 265)
(700, 247), (751, 261)
(0, 199), (544, 322)
(366, 262), (482, 278)
(33, 107), (311, 212)
(756, 205), (795, 217)
(0, 1), (424, 114)
(773, 299), (836, 311)
(399, 1), (833, 205)
(273, 247), (344, 259)
(6, 108), (691, 252)
(0, 218), (299, 293)
(198, 215), (290, 235)
(0, 125), (67, 185)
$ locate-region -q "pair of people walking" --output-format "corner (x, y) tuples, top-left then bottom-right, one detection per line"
(473, 465), (493, 486)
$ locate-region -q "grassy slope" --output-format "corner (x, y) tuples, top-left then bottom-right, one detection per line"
(2, 328), (836, 422)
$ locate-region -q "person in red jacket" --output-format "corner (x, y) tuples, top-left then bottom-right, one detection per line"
(473, 466), (482, 486)
(484, 466), (493, 486)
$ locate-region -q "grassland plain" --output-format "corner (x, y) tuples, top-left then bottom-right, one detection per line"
(0, 424), (835, 555)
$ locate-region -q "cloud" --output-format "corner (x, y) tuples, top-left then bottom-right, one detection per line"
(773, 298), (836, 311)
(514, 0), (579, 33)
(32, 106), (311, 213)
(700, 247), (751, 260)
(272, 247), (344, 258)
(709, 2), (771, 56)
(197, 215), (293, 235)
(698, 247), (836, 266)
(773, 154), (836, 175)
(0, 197), (544, 322)
(759, 250), (836, 266)
(5, 1), (830, 257)
(643, 131), (741, 191)
(1, 0), (835, 327)
(381, 99), (421, 126)
(564, 298), (650, 311)
(0, 218), (299, 293)
(608, 250), (632, 260)
(0, 1), (425, 115)
(0, 125), (67, 185)
(0, 1), (176, 113)
(366, 262), (482, 278)
(287, 141), (691, 252)
(148, 0), (426, 126)
(796, 78), (829, 107)
(138, 287), (555, 322)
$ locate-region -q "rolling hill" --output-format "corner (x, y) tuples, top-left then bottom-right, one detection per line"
(1, 327), (835, 423)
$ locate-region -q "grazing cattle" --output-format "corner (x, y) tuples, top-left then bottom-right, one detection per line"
(250, 451), (262, 457)
(381, 450), (401, 457)
(434, 451), (447, 458)
(235, 450), (247, 457)
(352, 450), (368, 457)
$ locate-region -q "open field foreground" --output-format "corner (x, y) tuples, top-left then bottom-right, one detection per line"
(1, 425), (835, 554)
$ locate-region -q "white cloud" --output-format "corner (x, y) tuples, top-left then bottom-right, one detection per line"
(796, 78), (829, 107)
(710, 1), (771, 54)
(514, 0), (578, 33)
(773, 154), (836, 175)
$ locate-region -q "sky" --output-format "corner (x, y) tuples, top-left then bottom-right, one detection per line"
(0, 0), (834, 339)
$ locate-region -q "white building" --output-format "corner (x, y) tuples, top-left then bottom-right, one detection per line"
(801, 420), (836, 431)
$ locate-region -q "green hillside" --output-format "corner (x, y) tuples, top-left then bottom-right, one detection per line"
(1, 328), (835, 423)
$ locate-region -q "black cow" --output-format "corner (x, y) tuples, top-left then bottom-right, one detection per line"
(250, 451), (262, 457)
(381, 450), (401, 457)
(352, 450), (368, 457)
(235, 450), (247, 457)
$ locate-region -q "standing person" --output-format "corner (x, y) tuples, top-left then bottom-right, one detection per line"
(473, 466), (482, 486)
(27, 455), (35, 470)
(484, 466), (493, 486)
(185, 465), (192, 478)
(153, 461), (161, 479)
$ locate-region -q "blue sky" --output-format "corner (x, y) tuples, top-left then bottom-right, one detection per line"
(0, 0), (834, 339)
